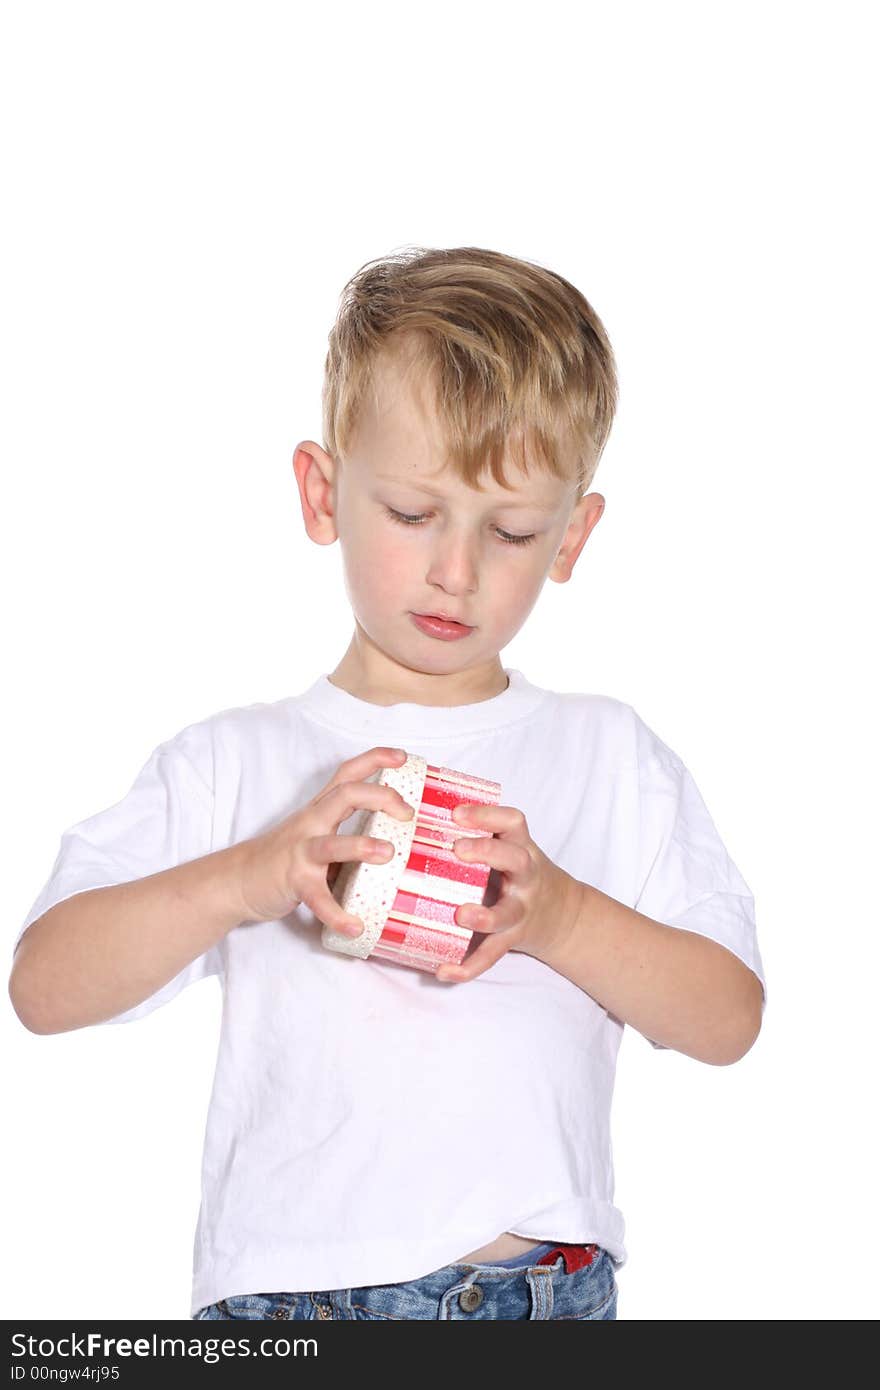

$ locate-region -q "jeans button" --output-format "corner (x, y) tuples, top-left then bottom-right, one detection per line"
(458, 1285), (484, 1312)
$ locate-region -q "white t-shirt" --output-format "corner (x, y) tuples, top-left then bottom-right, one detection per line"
(15, 669), (767, 1315)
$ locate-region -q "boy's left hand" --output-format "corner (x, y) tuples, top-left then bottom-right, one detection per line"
(437, 801), (578, 982)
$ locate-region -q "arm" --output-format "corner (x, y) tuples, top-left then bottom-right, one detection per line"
(540, 878), (764, 1066)
(8, 842), (252, 1035)
(9, 745), (418, 1036)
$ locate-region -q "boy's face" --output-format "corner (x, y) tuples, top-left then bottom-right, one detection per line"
(293, 347), (605, 703)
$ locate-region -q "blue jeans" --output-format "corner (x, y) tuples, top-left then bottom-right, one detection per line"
(193, 1246), (618, 1321)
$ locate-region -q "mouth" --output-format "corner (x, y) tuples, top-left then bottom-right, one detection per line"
(416, 612), (473, 627)
(410, 611), (476, 639)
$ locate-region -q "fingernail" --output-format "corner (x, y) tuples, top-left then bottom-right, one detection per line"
(343, 920), (363, 936)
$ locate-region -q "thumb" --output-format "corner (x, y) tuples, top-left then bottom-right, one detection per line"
(303, 884), (364, 938)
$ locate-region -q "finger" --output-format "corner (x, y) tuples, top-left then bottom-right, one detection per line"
(452, 803), (528, 839)
(456, 894), (523, 936)
(316, 779), (416, 830)
(454, 836), (529, 878)
(437, 930), (514, 983)
(456, 902), (495, 933)
(321, 746), (408, 796)
(308, 833), (397, 870)
(300, 883), (366, 937)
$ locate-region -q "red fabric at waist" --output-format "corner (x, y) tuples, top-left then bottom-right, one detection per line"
(536, 1242), (599, 1273)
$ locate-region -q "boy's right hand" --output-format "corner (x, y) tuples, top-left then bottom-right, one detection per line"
(235, 747), (415, 933)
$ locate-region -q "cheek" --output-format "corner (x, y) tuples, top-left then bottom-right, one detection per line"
(348, 531), (412, 602)
(494, 553), (546, 598)
(489, 559), (549, 627)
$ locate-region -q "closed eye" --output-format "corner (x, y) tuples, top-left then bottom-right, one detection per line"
(383, 506), (537, 547)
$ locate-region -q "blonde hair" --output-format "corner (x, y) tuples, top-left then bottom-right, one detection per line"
(321, 245), (618, 499)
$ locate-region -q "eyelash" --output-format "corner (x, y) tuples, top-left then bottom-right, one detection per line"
(383, 506), (537, 547)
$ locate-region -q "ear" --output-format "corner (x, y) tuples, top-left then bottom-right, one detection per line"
(548, 493), (605, 583)
(293, 441), (339, 545)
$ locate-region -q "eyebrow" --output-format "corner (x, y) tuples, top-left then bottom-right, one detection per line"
(374, 473), (561, 512)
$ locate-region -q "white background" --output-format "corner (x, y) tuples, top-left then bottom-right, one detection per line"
(3, 0), (877, 1321)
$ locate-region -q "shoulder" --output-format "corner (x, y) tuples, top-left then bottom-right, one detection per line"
(155, 692), (304, 790)
(542, 687), (668, 757)
(542, 686), (634, 730)
(543, 688), (692, 795)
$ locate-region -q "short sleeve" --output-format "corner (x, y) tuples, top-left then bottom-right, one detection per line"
(631, 711), (767, 1051)
(13, 727), (223, 1025)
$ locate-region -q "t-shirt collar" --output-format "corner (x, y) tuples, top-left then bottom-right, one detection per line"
(292, 667), (547, 740)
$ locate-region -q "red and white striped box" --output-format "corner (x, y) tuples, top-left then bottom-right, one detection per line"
(322, 753), (501, 974)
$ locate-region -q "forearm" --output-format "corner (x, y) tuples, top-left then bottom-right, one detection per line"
(9, 842), (251, 1035)
(537, 878), (763, 1065)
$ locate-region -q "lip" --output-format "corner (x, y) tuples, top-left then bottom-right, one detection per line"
(417, 612), (472, 625)
(410, 612), (475, 641)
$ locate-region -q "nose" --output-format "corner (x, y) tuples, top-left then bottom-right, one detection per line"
(424, 525), (479, 599)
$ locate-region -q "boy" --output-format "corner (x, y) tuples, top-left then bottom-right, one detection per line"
(9, 246), (766, 1321)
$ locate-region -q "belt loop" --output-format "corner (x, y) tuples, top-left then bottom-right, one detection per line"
(525, 1264), (555, 1320)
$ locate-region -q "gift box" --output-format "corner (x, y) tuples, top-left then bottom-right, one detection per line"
(323, 753), (501, 974)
